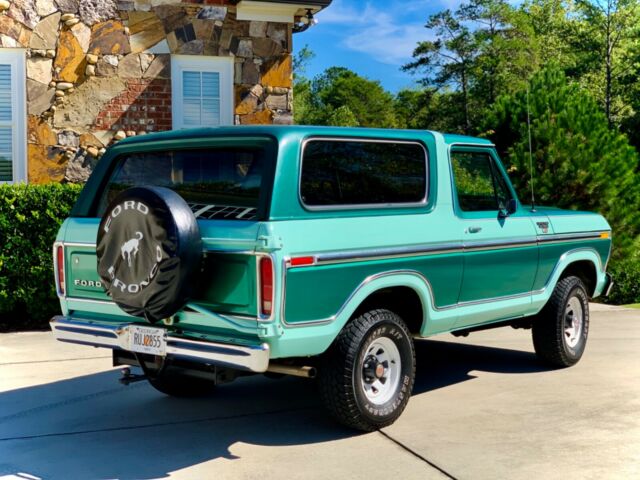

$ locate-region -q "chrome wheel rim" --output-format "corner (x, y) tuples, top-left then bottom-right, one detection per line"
(360, 337), (401, 405)
(564, 296), (584, 348)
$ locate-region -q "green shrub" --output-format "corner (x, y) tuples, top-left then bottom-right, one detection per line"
(605, 255), (640, 306)
(0, 183), (81, 331)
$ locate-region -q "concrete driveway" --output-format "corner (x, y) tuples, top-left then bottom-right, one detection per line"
(0, 304), (638, 480)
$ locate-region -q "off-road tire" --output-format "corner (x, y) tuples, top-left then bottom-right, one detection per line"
(318, 309), (415, 431)
(532, 275), (589, 367)
(148, 371), (216, 397)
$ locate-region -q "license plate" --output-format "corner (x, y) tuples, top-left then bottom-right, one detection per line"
(128, 325), (166, 356)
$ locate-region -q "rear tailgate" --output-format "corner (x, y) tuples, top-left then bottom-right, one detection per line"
(59, 217), (263, 332)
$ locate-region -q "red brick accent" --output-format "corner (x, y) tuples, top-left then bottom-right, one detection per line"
(94, 78), (173, 132)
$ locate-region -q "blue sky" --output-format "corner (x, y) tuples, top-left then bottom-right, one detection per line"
(293, 0), (462, 93)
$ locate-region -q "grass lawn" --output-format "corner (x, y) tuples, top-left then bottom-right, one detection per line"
(624, 304), (640, 309)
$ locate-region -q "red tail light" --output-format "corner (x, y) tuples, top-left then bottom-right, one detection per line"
(259, 256), (273, 316)
(56, 245), (65, 295)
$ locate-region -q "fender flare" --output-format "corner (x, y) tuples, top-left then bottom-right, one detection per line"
(533, 247), (607, 309)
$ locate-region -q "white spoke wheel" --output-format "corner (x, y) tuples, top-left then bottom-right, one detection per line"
(533, 275), (590, 368)
(564, 296), (584, 348)
(318, 309), (416, 431)
(360, 337), (402, 405)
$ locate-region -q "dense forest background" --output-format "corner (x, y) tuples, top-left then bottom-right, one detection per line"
(294, 0), (640, 304)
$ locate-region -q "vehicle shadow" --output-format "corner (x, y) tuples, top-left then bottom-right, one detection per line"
(412, 338), (547, 394)
(0, 338), (549, 479)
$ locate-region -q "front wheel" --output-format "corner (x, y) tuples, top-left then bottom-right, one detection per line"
(318, 309), (416, 431)
(532, 275), (590, 367)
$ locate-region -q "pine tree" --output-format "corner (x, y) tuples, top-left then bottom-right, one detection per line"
(485, 66), (640, 257)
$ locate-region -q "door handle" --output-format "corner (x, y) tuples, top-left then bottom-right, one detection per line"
(468, 226), (482, 234)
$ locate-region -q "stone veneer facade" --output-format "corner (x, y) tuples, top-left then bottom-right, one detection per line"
(0, 0), (294, 183)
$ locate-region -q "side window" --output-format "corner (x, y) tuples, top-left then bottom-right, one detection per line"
(300, 139), (427, 207)
(451, 150), (511, 212)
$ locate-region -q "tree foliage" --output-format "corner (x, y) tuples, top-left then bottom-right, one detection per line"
(294, 67), (399, 128)
(292, 1), (640, 302)
(486, 66), (640, 256)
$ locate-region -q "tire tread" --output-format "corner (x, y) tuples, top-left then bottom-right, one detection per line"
(532, 275), (588, 367)
(318, 309), (415, 431)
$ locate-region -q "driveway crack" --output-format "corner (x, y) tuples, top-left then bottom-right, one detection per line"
(378, 430), (458, 480)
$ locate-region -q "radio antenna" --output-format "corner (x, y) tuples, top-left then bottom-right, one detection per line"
(526, 87), (536, 212)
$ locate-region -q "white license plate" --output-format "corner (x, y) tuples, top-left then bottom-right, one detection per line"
(128, 325), (166, 356)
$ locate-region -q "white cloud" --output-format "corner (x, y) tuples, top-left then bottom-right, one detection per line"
(316, 0), (437, 66)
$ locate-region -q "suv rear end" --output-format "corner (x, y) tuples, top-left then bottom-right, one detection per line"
(52, 128), (283, 378)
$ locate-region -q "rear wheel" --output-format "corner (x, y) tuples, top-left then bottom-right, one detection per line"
(318, 309), (415, 431)
(148, 371), (216, 397)
(532, 275), (590, 367)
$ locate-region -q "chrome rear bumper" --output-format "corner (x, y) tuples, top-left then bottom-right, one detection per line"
(50, 316), (270, 372)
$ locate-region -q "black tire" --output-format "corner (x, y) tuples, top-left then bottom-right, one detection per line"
(148, 371), (216, 397)
(318, 309), (415, 431)
(532, 275), (590, 367)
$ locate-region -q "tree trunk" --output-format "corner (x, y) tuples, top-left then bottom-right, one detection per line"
(461, 67), (471, 134)
(605, 0), (612, 126)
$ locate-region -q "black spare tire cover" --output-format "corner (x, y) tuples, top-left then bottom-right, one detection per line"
(97, 186), (202, 323)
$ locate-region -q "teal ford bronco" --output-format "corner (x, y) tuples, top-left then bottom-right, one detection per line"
(51, 126), (613, 431)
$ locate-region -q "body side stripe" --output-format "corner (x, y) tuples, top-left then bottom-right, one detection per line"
(290, 232), (607, 268)
(282, 247), (605, 328)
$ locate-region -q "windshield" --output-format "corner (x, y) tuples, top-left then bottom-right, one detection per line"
(95, 146), (273, 221)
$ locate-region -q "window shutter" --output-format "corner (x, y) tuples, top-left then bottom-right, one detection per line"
(181, 70), (221, 127)
(0, 64), (13, 182)
(171, 56), (233, 130)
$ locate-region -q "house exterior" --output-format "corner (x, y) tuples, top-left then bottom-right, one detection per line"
(0, 0), (331, 184)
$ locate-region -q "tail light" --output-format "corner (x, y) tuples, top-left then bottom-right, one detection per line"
(55, 245), (65, 295)
(259, 256), (273, 316)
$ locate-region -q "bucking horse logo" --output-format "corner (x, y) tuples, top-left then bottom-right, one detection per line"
(121, 232), (143, 267)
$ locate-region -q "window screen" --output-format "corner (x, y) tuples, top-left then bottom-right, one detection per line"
(97, 148), (269, 220)
(451, 151), (511, 211)
(300, 140), (427, 207)
(0, 65), (13, 181)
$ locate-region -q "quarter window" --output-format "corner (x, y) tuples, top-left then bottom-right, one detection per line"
(451, 150), (511, 211)
(300, 140), (427, 207)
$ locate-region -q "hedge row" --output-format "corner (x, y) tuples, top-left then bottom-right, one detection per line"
(605, 254), (640, 306)
(0, 183), (81, 331)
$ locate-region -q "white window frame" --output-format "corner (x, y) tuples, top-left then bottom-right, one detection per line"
(171, 56), (234, 129)
(0, 49), (27, 184)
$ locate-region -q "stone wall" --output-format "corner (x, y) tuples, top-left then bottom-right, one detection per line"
(0, 0), (293, 183)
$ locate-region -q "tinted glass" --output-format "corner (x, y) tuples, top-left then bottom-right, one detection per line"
(301, 140), (427, 207)
(98, 148), (268, 220)
(451, 151), (511, 211)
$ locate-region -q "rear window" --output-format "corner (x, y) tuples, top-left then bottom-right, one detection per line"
(300, 139), (427, 208)
(96, 147), (272, 220)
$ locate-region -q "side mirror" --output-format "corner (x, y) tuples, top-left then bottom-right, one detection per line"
(498, 198), (517, 218)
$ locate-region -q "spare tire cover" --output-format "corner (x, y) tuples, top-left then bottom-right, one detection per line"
(97, 186), (202, 323)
